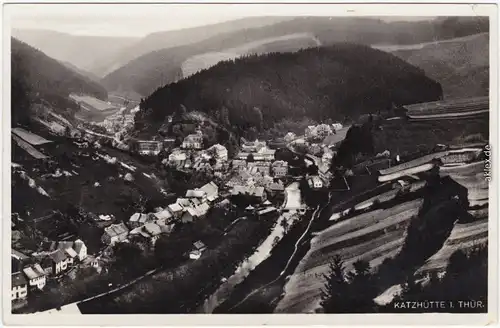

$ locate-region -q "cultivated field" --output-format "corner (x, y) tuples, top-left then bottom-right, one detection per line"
(12, 135), (49, 160)
(70, 94), (117, 112)
(12, 127), (52, 145)
(275, 199), (423, 313)
(439, 161), (489, 207)
(373, 117), (488, 156)
(415, 218), (488, 274)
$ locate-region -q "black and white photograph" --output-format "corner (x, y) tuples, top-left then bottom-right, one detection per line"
(3, 2), (497, 325)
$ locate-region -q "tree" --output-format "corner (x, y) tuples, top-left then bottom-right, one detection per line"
(113, 243), (145, 277)
(307, 163), (319, 175)
(352, 259), (370, 278)
(321, 255), (349, 313)
(247, 153), (255, 163)
(154, 235), (189, 267)
(280, 218), (290, 234)
(220, 106), (231, 126)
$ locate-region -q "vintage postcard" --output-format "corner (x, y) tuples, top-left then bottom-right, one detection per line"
(2, 1), (498, 326)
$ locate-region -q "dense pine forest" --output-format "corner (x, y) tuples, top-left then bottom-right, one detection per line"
(135, 43), (443, 137)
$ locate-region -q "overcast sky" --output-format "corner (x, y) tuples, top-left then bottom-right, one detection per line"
(6, 4), (450, 37)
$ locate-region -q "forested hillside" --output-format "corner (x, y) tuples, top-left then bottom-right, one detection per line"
(102, 16), (487, 97)
(11, 29), (138, 75)
(135, 44), (443, 137)
(92, 17), (291, 77)
(390, 33), (489, 99)
(11, 38), (108, 125)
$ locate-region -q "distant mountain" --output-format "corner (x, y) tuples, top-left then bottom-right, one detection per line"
(90, 17), (293, 77)
(102, 16), (487, 98)
(134, 44), (443, 138)
(61, 61), (102, 82)
(11, 38), (108, 125)
(11, 29), (138, 75)
(389, 33), (489, 99)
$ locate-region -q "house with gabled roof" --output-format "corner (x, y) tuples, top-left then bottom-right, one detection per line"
(231, 185), (267, 202)
(271, 160), (289, 177)
(167, 203), (184, 218)
(101, 222), (129, 246)
(181, 202), (210, 223)
(181, 133), (203, 150)
(128, 212), (153, 229)
(73, 239), (87, 261)
(153, 209), (173, 222)
(49, 249), (72, 275)
(198, 181), (219, 202)
(185, 189), (207, 200)
(130, 222), (164, 249)
(11, 272), (28, 300)
(23, 264), (46, 290)
(189, 241), (207, 260)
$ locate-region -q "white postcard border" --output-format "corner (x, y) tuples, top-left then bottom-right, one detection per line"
(2, 1), (498, 326)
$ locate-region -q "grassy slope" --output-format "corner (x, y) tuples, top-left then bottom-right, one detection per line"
(390, 33), (489, 99)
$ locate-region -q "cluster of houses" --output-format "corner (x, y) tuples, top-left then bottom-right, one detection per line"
(232, 140), (289, 178)
(166, 143), (228, 174)
(99, 181), (221, 258)
(131, 138), (176, 156)
(305, 123), (343, 139)
(11, 239), (89, 302)
(97, 109), (135, 135)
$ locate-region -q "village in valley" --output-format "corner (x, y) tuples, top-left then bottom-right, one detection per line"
(10, 13), (490, 316)
(12, 96), (355, 312)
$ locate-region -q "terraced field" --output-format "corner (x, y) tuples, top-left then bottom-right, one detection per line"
(416, 218), (488, 274)
(181, 33), (321, 78)
(275, 199), (423, 313)
(439, 161), (489, 207)
(406, 97), (489, 121)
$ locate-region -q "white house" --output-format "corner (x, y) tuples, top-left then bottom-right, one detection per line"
(207, 144), (228, 161)
(271, 160), (289, 177)
(332, 123), (343, 131)
(305, 126), (317, 138)
(198, 181), (219, 202)
(101, 223), (129, 246)
(181, 133), (203, 150)
(49, 249), (73, 275)
(315, 124), (333, 137)
(22, 264), (47, 290)
(11, 272), (28, 300)
(168, 150), (187, 163)
(73, 239), (88, 261)
(284, 132), (296, 143)
(189, 241), (207, 260)
(307, 176), (323, 190)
